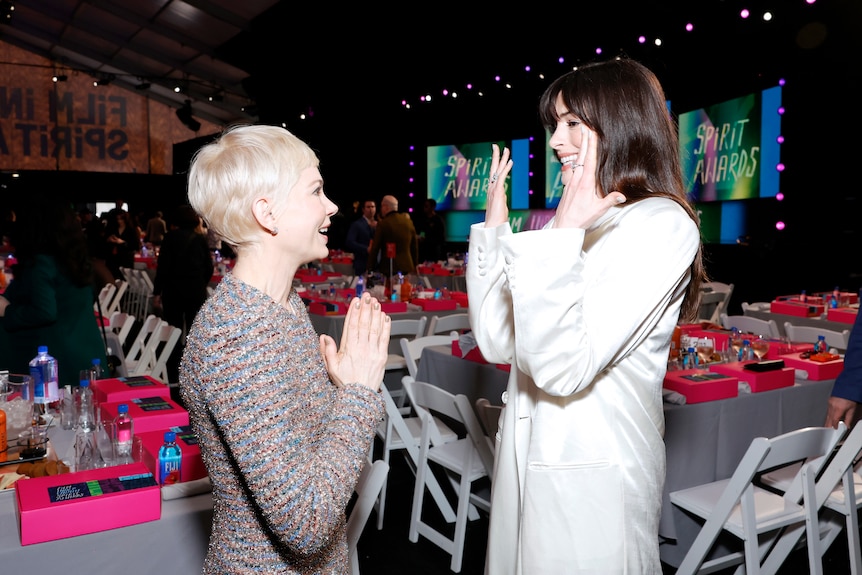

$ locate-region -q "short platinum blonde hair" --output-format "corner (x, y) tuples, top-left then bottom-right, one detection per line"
(187, 124), (319, 249)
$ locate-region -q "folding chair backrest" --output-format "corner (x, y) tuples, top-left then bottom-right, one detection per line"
(400, 333), (458, 379)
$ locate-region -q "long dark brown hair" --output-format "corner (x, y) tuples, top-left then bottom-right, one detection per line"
(538, 57), (705, 321)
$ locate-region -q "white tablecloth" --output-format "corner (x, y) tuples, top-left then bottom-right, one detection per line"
(0, 425), (212, 573)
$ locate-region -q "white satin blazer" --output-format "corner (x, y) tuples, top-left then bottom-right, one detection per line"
(467, 197), (700, 575)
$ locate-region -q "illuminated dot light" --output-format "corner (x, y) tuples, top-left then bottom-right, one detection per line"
(395, 4), (810, 200)
(775, 221), (785, 230)
(393, 5), (811, 110)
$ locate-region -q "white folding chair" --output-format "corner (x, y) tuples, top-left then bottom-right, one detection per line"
(474, 397), (502, 441)
(94, 282), (116, 314)
(400, 333), (458, 379)
(426, 313), (471, 336)
(346, 458), (389, 575)
(669, 424), (847, 575)
(108, 310), (136, 350)
(105, 279), (128, 316)
(720, 313), (781, 339)
(742, 301), (772, 313)
(759, 421), (862, 575)
(123, 314), (162, 376)
(145, 322), (182, 383)
(119, 266), (141, 316)
(698, 282), (734, 324)
(783, 322), (851, 353)
(385, 317), (428, 372)
(385, 317), (428, 408)
(403, 376), (493, 573)
(372, 383), (458, 530)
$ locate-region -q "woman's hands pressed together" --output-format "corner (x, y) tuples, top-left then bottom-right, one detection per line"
(553, 124), (626, 229)
(320, 291), (391, 392)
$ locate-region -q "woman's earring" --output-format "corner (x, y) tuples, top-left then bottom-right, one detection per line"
(270, 226), (279, 236)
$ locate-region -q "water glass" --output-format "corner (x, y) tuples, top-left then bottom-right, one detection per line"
(60, 388), (76, 430)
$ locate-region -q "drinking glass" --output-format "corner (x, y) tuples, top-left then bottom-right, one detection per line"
(751, 336), (770, 361)
(696, 338), (715, 365)
(730, 334), (744, 361)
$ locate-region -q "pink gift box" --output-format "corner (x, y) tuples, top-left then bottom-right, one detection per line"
(91, 375), (171, 405)
(308, 301), (348, 315)
(814, 291), (859, 305)
(99, 397), (189, 434)
(380, 301), (407, 313)
(770, 300), (825, 317)
(411, 298), (458, 311)
(663, 369), (739, 404)
(138, 425), (207, 484)
(15, 463), (160, 545)
(708, 361), (795, 392)
(827, 307), (858, 324)
(765, 341), (813, 360)
(449, 291), (468, 308)
(779, 353), (844, 381)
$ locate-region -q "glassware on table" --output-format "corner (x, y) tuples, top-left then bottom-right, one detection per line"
(751, 336), (770, 361)
(695, 338), (715, 365)
(1, 374), (35, 437)
(729, 330), (744, 361)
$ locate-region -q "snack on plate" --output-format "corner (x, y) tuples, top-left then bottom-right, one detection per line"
(0, 472), (26, 490)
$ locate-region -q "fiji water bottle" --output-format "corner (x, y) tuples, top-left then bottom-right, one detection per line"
(814, 335), (827, 354)
(158, 431), (182, 486)
(355, 274), (365, 298)
(29, 345), (59, 427)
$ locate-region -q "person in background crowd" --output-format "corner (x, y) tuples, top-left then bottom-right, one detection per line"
(80, 207), (113, 288)
(344, 198), (377, 276)
(152, 204), (214, 383)
(0, 195), (108, 388)
(467, 58), (704, 574)
(104, 209), (140, 281)
(369, 194), (418, 276)
(145, 210), (168, 246)
(181, 124), (390, 574)
(417, 197), (446, 263)
(0, 205), (15, 255)
(825, 308), (862, 428)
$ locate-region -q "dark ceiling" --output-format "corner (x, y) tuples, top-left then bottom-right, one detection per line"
(1, 0), (859, 209)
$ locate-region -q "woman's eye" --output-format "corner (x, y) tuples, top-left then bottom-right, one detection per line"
(567, 120), (581, 128)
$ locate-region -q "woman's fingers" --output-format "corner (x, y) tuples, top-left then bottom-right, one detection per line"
(486, 143), (514, 227)
(328, 292), (389, 390)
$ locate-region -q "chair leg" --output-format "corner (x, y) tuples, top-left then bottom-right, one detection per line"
(450, 472), (473, 573)
(408, 445), (429, 544)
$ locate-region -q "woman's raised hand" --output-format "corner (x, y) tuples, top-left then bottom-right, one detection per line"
(485, 143), (514, 228)
(320, 292), (391, 392)
(553, 125), (625, 229)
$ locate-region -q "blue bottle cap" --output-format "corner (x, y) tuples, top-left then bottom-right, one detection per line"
(79, 379), (90, 387)
(164, 431), (177, 443)
(38, 345), (48, 353)
(118, 403), (129, 414)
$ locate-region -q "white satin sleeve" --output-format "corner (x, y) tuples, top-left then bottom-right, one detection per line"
(466, 222), (516, 365)
(502, 199), (699, 397)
